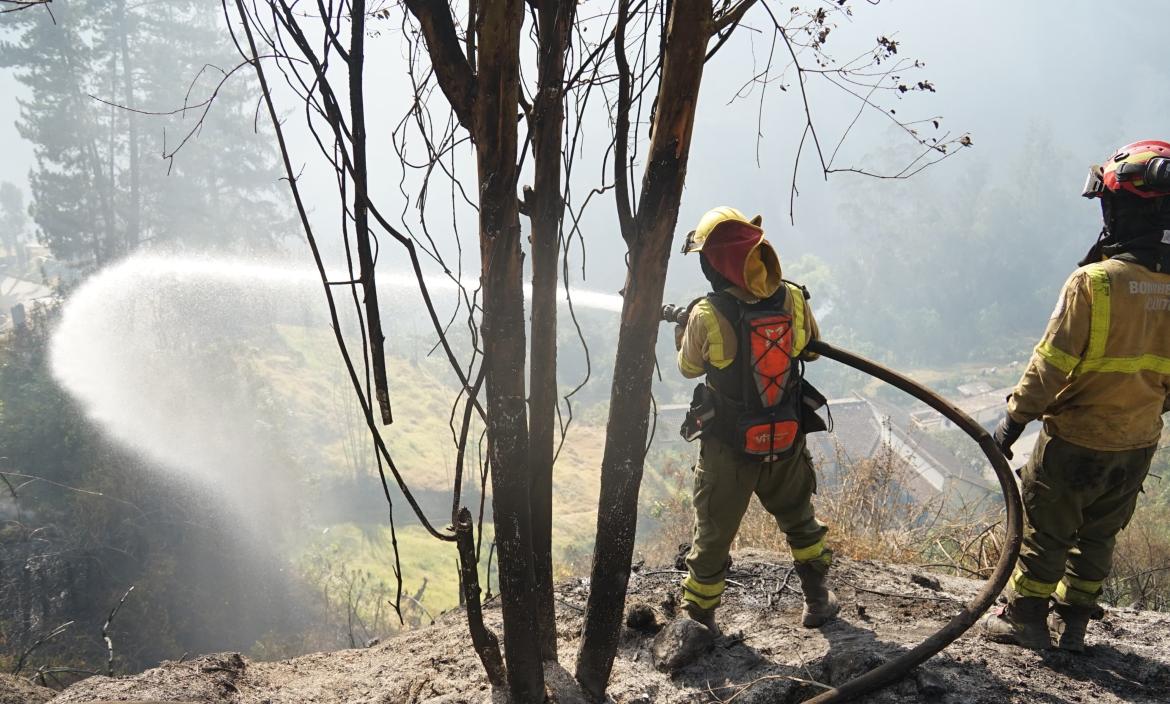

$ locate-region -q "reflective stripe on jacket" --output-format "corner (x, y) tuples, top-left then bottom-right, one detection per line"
(677, 282), (819, 379)
(1009, 258), (1170, 451)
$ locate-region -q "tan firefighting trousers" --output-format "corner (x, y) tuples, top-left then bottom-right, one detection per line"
(1010, 428), (1155, 606)
(682, 434), (829, 609)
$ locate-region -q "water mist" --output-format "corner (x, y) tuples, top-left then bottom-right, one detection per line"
(49, 251), (624, 515)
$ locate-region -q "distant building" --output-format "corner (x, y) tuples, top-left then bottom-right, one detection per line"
(1, 248), (56, 332)
(911, 381), (1010, 433)
(908, 381), (1041, 471)
(659, 387), (1040, 506)
(808, 395), (999, 508)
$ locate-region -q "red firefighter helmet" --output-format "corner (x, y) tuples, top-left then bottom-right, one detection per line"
(1083, 140), (1170, 199)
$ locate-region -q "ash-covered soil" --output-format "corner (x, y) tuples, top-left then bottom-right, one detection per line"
(45, 550), (1170, 703)
(0, 674), (53, 704)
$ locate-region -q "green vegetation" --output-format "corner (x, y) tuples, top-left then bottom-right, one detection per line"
(299, 522), (497, 626)
(0, 307), (309, 681)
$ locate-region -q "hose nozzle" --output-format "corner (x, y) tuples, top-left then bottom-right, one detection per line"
(661, 303), (688, 326)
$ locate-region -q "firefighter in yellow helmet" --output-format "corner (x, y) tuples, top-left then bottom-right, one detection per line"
(984, 141), (1170, 651)
(673, 206), (837, 635)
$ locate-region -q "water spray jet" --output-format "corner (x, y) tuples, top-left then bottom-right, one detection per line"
(49, 252), (623, 508)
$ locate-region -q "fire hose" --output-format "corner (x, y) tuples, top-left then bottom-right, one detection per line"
(662, 306), (1023, 702)
(801, 339), (1022, 703)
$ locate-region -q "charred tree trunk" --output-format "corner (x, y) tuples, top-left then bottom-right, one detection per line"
(348, 1), (393, 426)
(475, 1), (545, 700)
(404, 0), (545, 697)
(575, 2), (712, 699)
(526, 0), (576, 662)
(240, 0), (544, 696)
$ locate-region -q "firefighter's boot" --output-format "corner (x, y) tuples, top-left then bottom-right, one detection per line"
(982, 596), (1051, 650)
(1049, 601), (1096, 653)
(682, 602), (721, 637)
(794, 559), (839, 627)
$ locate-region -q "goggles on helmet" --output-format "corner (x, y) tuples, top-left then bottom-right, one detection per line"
(1083, 157), (1170, 199)
(1082, 165), (1105, 199)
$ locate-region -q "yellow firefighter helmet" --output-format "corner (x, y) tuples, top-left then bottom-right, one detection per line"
(681, 206), (764, 254)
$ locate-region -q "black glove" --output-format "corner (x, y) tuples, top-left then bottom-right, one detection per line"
(992, 413), (1027, 461)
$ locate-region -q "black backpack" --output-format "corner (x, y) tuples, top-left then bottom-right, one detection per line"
(680, 284), (828, 458)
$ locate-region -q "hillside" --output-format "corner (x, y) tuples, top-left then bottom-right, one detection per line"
(244, 323), (628, 617)
(34, 550), (1170, 704)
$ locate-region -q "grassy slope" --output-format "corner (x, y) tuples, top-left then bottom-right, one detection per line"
(254, 325), (466, 491)
(301, 523), (495, 622)
(246, 323), (614, 616)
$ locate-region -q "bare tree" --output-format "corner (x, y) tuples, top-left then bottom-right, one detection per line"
(215, 1), (967, 701)
(220, 0), (546, 697)
(525, 0), (578, 661)
(407, 2), (544, 696)
(574, 1), (714, 694)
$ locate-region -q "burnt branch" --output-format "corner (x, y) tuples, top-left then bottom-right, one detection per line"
(736, 2), (973, 223)
(712, 0), (757, 33)
(456, 508), (506, 686)
(0, 471), (145, 517)
(12, 620), (72, 675)
(87, 60), (261, 175)
(451, 368), (486, 526)
(612, 0), (636, 242)
(101, 585), (135, 677)
(403, 0), (477, 130)
(347, 1), (394, 425)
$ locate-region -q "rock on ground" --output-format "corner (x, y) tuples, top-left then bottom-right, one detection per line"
(651, 618), (714, 671)
(48, 550), (1170, 704)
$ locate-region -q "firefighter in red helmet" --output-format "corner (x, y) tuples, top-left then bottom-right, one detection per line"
(985, 141), (1170, 651)
(673, 207), (836, 636)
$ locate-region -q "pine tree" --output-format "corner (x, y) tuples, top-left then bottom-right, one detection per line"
(0, 1), (116, 267)
(132, 1), (288, 252)
(1, 0), (287, 265)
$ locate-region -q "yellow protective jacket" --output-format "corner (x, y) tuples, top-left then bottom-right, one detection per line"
(1008, 257), (1170, 451)
(677, 282), (819, 378)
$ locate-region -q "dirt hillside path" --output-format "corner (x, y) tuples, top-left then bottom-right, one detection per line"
(49, 550), (1170, 703)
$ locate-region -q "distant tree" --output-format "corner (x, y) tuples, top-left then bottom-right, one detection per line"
(0, 0), (287, 267)
(128, 0), (289, 251)
(1, 2), (114, 265)
(829, 128), (1076, 365)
